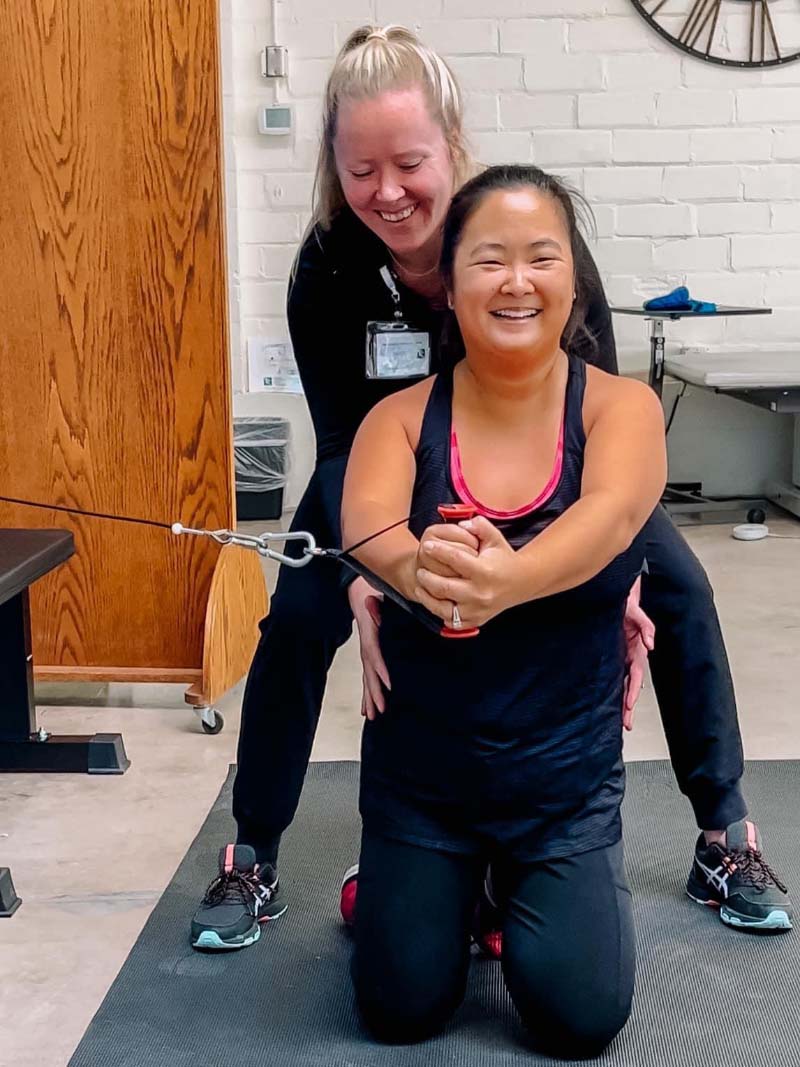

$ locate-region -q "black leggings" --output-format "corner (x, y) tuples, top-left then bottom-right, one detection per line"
(353, 831), (635, 1060)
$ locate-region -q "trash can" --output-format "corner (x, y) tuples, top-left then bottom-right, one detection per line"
(233, 416), (291, 521)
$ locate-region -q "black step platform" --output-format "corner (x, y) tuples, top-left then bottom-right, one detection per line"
(0, 867), (22, 917)
(0, 529), (129, 774)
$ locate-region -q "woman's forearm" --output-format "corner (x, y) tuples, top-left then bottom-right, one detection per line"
(511, 490), (647, 605)
(344, 503), (419, 600)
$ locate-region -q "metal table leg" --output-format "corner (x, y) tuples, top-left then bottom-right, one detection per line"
(648, 317), (665, 398)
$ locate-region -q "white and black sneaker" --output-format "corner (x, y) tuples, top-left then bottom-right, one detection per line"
(191, 844), (287, 951)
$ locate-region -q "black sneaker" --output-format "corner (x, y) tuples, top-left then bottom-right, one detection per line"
(687, 820), (793, 932)
(191, 844), (287, 950)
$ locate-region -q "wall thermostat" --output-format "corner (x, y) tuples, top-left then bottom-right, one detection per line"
(258, 104), (292, 136)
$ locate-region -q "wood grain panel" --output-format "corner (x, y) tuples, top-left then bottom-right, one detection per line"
(0, 1), (235, 672)
(0, 501), (217, 668)
(185, 544), (268, 707)
(36, 667), (203, 684)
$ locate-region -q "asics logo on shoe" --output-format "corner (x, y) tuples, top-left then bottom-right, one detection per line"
(252, 879), (276, 914)
(695, 857), (731, 897)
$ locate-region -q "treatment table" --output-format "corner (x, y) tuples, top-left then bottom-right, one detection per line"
(662, 349), (800, 521)
(610, 305), (800, 523)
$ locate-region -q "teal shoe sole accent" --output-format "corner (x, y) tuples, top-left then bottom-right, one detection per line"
(192, 924), (261, 951)
(720, 907), (793, 931)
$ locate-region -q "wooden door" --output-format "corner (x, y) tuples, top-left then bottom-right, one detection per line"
(0, 0), (234, 679)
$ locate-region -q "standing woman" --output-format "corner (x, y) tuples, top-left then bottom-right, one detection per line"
(189, 26), (790, 952)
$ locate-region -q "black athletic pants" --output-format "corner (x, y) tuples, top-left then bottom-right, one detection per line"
(352, 831), (635, 1058)
(232, 464), (746, 865)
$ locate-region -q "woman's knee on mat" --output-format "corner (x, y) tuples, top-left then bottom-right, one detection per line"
(353, 966), (464, 1044)
(501, 913), (633, 1060)
(510, 984), (631, 1060)
(524, 1006), (630, 1060)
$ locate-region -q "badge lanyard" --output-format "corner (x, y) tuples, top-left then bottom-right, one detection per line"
(365, 266), (432, 381)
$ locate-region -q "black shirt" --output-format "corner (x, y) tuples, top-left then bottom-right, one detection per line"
(287, 207), (617, 467)
(360, 356), (643, 860)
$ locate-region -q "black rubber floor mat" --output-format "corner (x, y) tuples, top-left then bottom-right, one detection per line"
(69, 760), (800, 1066)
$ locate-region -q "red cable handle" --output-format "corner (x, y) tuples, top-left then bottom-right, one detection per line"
(436, 504), (480, 639)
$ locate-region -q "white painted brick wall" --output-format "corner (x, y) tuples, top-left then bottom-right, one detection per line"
(524, 53), (603, 92)
(499, 20), (564, 56)
(653, 236), (728, 271)
(500, 93), (574, 130)
(697, 202), (771, 235)
(419, 19), (498, 55)
(578, 92), (655, 129)
(472, 130), (534, 164)
(584, 166), (663, 202)
(742, 165), (800, 200)
(772, 204), (800, 232)
(737, 89), (800, 124)
(765, 272), (800, 305)
(464, 93), (500, 130)
(773, 127), (800, 162)
(614, 130), (691, 164)
(605, 54), (682, 90)
(569, 18), (658, 53)
(732, 235), (800, 270)
(663, 166), (741, 201)
(221, 0), (800, 504)
(534, 130), (612, 166)
(617, 204), (695, 238)
(656, 90), (734, 128)
(690, 128), (772, 163)
(450, 55), (523, 91)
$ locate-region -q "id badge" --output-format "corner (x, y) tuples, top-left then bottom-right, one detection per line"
(365, 321), (431, 380)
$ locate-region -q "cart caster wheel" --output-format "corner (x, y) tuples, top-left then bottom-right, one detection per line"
(201, 710), (224, 735)
(747, 508), (766, 525)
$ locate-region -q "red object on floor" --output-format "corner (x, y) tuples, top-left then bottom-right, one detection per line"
(479, 929), (503, 959)
(340, 864), (359, 927)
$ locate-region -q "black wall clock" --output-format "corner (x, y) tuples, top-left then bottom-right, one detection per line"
(630, 0), (800, 67)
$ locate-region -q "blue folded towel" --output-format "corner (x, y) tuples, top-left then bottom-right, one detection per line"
(643, 286), (716, 313)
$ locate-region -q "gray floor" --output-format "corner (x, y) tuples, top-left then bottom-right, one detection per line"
(1, 515), (799, 1067)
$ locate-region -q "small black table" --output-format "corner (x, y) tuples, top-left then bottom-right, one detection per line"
(610, 306), (773, 524)
(610, 306), (772, 398)
(0, 529), (129, 773)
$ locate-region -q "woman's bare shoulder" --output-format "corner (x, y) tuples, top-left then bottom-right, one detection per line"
(360, 376), (437, 450)
(583, 364), (662, 432)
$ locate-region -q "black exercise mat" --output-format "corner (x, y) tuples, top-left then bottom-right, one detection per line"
(69, 761), (800, 1066)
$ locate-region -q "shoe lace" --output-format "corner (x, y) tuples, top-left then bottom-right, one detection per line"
(203, 869), (261, 914)
(727, 848), (788, 894)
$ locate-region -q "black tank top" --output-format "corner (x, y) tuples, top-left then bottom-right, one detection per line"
(359, 355), (647, 862)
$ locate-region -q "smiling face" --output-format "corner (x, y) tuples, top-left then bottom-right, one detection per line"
(333, 87), (455, 262)
(449, 186), (575, 362)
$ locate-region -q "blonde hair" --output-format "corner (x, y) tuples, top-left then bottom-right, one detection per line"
(311, 25), (473, 230)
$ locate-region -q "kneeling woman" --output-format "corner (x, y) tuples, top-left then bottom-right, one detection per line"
(342, 165), (666, 1058)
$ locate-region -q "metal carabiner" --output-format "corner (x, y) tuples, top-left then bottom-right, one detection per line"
(171, 523), (317, 568)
